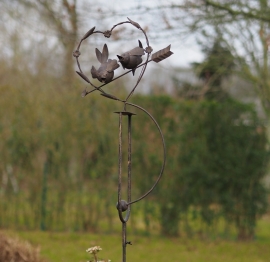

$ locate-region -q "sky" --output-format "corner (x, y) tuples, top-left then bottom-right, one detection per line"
(97, 0), (204, 68)
(88, 0), (204, 68)
(0, 0), (204, 72)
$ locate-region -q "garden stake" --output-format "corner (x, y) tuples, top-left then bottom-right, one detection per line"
(73, 17), (173, 262)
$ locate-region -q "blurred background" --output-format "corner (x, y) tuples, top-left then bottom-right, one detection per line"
(1, 1), (270, 260)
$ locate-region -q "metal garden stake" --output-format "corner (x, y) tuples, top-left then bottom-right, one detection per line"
(73, 17), (173, 262)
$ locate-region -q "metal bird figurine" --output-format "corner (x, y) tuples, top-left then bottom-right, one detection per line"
(117, 40), (145, 75)
(91, 44), (119, 83)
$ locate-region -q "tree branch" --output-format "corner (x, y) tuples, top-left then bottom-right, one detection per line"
(205, 0), (270, 23)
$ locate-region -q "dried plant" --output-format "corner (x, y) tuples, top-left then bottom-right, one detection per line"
(86, 246), (110, 262)
(0, 233), (46, 262)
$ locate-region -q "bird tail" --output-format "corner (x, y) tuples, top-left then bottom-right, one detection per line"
(91, 66), (98, 79)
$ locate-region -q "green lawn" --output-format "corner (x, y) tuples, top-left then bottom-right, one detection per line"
(2, 216), (270, 262)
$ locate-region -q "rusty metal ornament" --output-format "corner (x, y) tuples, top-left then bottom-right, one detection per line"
(117, 40), (145, 75)
(73, 17), (173, 100)
(91, 44), (120, 83)
(73, 17), (173, 262)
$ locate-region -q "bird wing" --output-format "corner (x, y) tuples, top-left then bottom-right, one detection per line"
(95, 48), (103, 64)
(106, 59), (120, 72)
(101, 44), (109, 63)
(129, 47), (145, 56)
(95, 44), (109, 64)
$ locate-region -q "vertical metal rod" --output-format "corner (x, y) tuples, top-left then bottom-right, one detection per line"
(122, 222), (126, 262)
(123, 115), (133, 262)
(127, 115), (132, 206)
(117, 112), (126, 262)
(118, 113), (122, 207)
(117, 112), (134, 262)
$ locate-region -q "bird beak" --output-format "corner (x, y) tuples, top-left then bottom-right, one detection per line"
(117, 55), (123, 61)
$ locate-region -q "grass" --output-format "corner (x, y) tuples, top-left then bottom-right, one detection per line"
(2, 216), (270, 262)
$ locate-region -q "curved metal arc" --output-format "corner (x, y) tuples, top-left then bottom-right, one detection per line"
(125, 102), (166, 206)
(110, 21), (130, 32)
(117, 207), (131, 223)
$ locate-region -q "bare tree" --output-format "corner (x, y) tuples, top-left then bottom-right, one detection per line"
(186, 1), (270, 116)
(150, 1), (270, 118)
(15, 0), (79, 82)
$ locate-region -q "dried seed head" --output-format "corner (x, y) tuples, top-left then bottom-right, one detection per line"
(86, 246), (102, 254)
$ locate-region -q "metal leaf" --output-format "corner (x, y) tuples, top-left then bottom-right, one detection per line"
(101, 93), (118, 100)
(127, 17), (141, 29)
(151, 45), (173, 63)
(76, 71), (90, 83)
(81, 89), (87, 97)
(82, 26), (95, 40)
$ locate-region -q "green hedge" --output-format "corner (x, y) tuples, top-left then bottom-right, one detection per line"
(0, 85), (268, 239)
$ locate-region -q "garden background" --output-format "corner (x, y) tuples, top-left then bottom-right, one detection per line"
(1, 1), (270, 261)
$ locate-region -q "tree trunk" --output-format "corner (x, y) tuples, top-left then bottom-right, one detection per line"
(63, 40), (77, 84)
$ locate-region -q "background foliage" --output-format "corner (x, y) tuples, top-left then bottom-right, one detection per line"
(0, 1), (270, 249)
(0, 75), (268, 240)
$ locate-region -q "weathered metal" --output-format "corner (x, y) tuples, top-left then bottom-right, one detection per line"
(117, 40), (145, 75)
(91, 44), (120, 83)
(152, 45), (173, 63)
(73, 17), (172, 262)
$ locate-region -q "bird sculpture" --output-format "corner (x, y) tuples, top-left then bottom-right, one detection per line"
(117, 40), (145, 75)
(91, 44), (119, 83)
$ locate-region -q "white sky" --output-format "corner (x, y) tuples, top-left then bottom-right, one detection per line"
(1, 0), (204, 70)
(77, 0), (204, 68)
